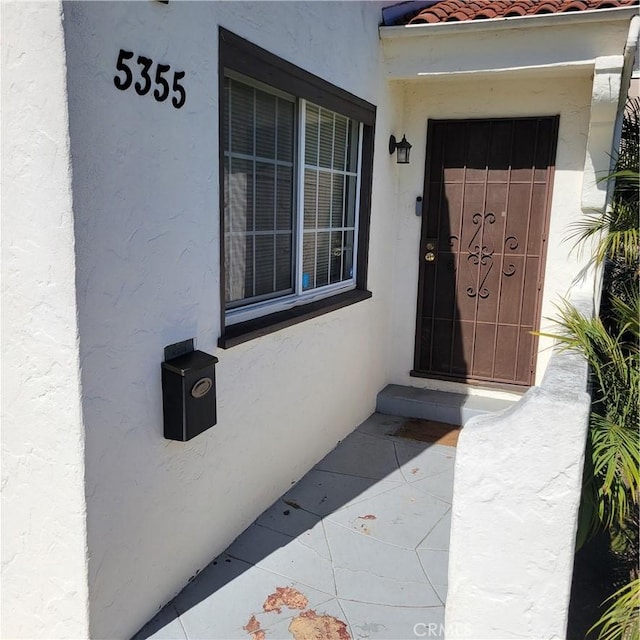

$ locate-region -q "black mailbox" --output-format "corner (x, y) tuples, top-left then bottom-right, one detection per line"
(161, 349), (219, 441)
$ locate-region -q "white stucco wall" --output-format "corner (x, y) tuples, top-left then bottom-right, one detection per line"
(2, 2), (90, 638)
(62, 2), (395, 637)
(386, 72), (594, 392)
(445, 297), (592, 638)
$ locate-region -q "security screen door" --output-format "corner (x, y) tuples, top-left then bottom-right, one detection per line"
(413, 117), (558, 387)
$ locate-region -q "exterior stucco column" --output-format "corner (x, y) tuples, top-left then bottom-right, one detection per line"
(1, 2), (90, 637)
(581, 55), (624, 213)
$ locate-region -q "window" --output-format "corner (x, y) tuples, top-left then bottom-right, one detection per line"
(218, 29), (375, 348)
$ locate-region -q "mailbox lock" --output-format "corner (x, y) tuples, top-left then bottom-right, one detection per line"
(191, 377), (213, 399)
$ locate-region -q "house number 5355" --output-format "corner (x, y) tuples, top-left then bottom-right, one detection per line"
(114, 49), (186, 110)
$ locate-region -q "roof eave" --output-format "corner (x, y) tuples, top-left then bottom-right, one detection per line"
(379, 5), (639, 39)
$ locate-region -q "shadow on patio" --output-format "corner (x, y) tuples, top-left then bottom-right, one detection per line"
(133, 413), (457, 640)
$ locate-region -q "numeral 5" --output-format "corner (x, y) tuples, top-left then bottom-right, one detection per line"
(113, 49), (134, 91)
(172, 71), (186, 109)
(154, 64), (171, 102)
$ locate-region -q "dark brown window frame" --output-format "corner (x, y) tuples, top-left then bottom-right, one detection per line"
(218, 28), (375, 349)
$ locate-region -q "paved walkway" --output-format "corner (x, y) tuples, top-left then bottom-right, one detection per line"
(134, 413), (456, 640)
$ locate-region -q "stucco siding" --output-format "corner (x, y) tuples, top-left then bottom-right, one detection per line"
(445, 298), (592, 637)
(61, 2), (393, 637)
(2, 2), (90, 638)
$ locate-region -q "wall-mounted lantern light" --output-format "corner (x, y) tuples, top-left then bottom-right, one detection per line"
(389, 134), (412, 164)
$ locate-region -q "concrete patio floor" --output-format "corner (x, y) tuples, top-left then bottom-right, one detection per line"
(133, 413), (456, 640)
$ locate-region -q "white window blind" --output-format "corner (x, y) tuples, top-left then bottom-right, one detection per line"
(301, 102), (360, 291)
(223, 77), (295, 307)
(223, 76), (362, 320)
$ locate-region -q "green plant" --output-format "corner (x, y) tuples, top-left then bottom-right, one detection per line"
(544, 97), (639, 638)
(588, 578), (640, 640)
(569, 98), (640, 270)
(547, 293), (639, 549)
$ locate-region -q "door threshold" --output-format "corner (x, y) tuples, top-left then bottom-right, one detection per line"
(410, 369), (529, 394)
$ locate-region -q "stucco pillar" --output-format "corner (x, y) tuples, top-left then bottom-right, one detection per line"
(581, 55), (624, 213)
(445, 315), (591, 638)
(1, 2), (90, 637)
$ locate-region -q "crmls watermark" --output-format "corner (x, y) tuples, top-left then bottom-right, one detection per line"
(414, 622), (472, 637)
(414, 623), (444, 637)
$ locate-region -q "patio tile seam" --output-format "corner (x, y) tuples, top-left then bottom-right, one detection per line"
(333, 565), (435, 588)
(413, 507), (451, 551)
(305, 477), (408, 516)
(416, 546), (449, 552)
(406, 478), (454, 502)
(278, 500), (325, 518)
(408, 485), (453, 506)
(172, 604), (189, 640)
(296, 538), (332, 563)
(252, 520), (297, 540)
(323, 517), (420, 552)
(222, 553), (337, 599)
(335, 598), (356, 639)
(393, 442), (426, 484)
(248, 521), (332, 564)
(333, 482), (410, 509)
(320, 518), (339, 596)
(414, 549), (445, 607)
(392, 441), (406, 481)
(267, 484), (406, 519)
(336, 596), (446, 610)
(311, 466), (407, 484)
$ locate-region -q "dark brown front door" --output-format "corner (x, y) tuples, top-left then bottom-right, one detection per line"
(413, 117), (558, 387)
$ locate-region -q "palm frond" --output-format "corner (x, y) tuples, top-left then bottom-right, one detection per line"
(545, 94), (639, 618)
(589, 577), (640, 640)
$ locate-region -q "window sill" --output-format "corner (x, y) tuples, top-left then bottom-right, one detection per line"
(218, 289), (372, 349)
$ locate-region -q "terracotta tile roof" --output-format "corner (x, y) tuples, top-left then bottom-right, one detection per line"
(406, 0), (638, 24)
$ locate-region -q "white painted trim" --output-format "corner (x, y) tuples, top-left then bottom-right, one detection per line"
(581, 55), (625, 214)
(416, 60), (595, 78)
(226, 281), (357, 324)
(350, 121), (364, 284)
(296, 98), (307, 296)
(379, 5), (639, 39)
